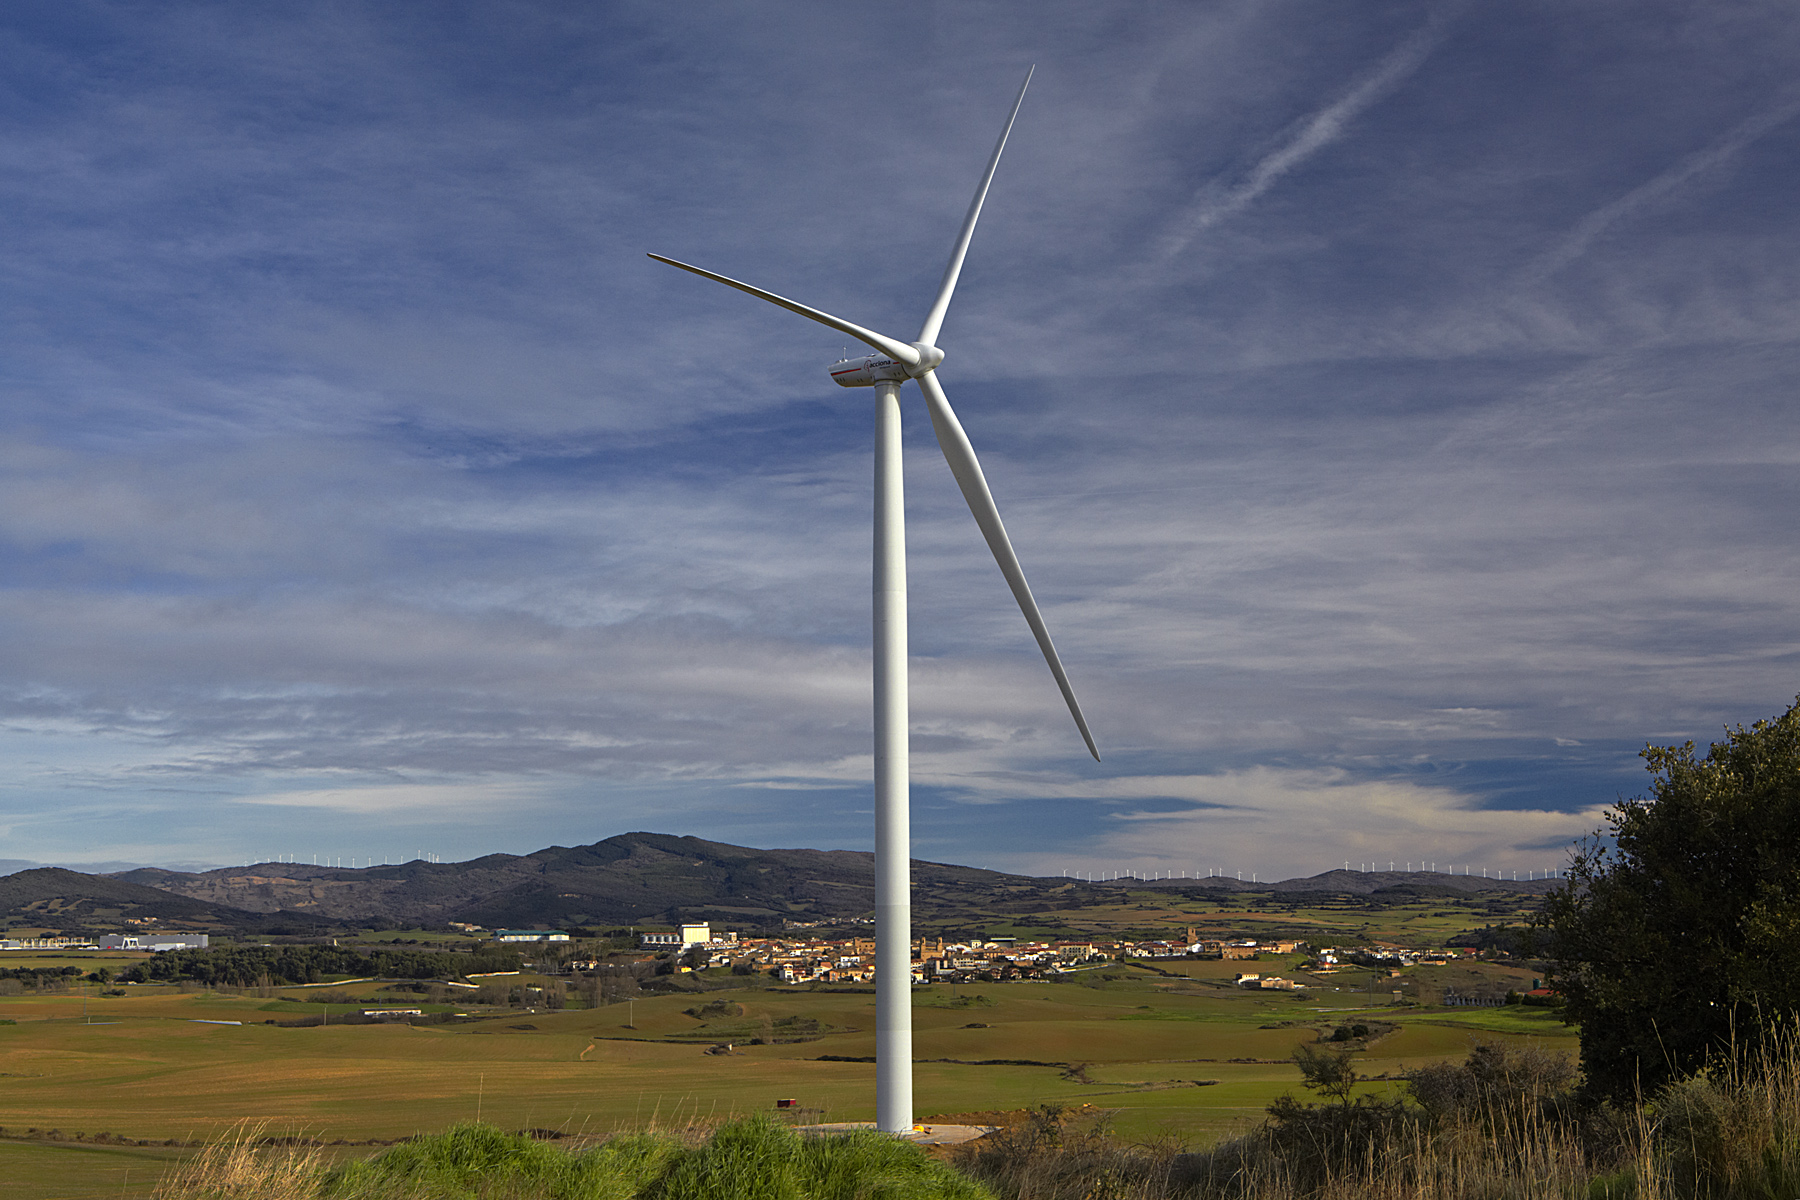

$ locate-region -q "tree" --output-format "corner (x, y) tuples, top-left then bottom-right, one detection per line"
(1403, 1040), (1575, 1127)
(1292, 1042), (1358, 1105)
(1540, 697), (1800, 1103)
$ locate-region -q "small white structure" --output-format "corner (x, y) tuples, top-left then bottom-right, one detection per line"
(640, 922), (714, 948)
(94, 933), (210, 951)
(492, 929), (571, 943)
(2, 937), (95, 950)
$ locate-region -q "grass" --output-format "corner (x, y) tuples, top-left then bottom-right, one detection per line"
(151, 1117), (992, 1199)
(0, 977), (1575, 1139)
(0, 952), (153, 971)
(0, 1139), (193, 1200)
(149, 1126), (325, 1200)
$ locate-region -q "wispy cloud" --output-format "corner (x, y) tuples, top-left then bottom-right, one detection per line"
(1522, 93), (1800, 283)
(236, 781), (549, 814)
(1158, 7), (1459, 259)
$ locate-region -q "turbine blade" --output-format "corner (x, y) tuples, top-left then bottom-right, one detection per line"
(916, 66), (1033, 348)
(918, 371), (1099, 760)
(647, 254), (920, 367)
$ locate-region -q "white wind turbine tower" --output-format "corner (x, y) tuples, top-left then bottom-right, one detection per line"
(649, 67), (1097, 1134)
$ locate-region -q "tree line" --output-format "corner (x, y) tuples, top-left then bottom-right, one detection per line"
(116, 942), (523, 987)
(0, 965), (84, 991)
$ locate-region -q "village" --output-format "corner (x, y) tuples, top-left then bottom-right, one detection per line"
(5, 919), (1481, 995)
(517, 922), (1475, 989)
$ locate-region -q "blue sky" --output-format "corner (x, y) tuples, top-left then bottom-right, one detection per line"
(2, 1), (1797, 878)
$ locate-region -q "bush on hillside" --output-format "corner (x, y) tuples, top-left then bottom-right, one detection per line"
(320, 1122), (679, 1199)
(653, 1115), (991, 1200)
(1403, 1040), (1575, 1128)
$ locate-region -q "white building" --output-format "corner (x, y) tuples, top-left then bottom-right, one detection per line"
(94, 934), (210, 951)
(640, 923), (736, 949)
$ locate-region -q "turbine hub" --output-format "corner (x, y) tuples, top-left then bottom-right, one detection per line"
(906, 343), (945, 377)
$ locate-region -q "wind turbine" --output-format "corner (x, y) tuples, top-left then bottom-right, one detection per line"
(648, 67), (1096, 1134)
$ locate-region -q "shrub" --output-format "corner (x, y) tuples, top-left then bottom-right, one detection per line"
(321, 1122), (678, 1199)
(682, 999), (743, 1020)
(650, 1115), (990, 1200)
(1258, 1094), (1415, 1190)
(1403, 1040), (1577, 1128)
(952, 1105), (1176, 1200)
(1645, 1025), (1800, 1200)
(315, 1117), (989, 1200)
(1291, 1044), (1358, 1105)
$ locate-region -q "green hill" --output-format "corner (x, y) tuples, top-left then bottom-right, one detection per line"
(0, 866), (246, 930)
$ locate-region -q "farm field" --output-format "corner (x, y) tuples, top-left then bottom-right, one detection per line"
(953, 887), (1544, 949)
(0, 883), (1554, 1196)
(0, 1140), (191, 1200)
(0, 959), (1575, 1197)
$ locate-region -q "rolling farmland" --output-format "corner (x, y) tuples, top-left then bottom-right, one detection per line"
(0, 937), (1573, 1197)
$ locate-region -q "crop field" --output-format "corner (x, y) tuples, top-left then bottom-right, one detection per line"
(0, 1139), (191, 1200)
(0, 950), (1575, 1198)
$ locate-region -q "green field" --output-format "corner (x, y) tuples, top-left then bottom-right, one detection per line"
(0, 888), (1559, 1196)
(0, 1140), (192, 1200)
(0, 954), (1575, 1197)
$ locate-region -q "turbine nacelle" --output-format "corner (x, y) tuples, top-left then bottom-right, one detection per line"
(828, 353), (909, 388)
(827, 342), (944, 388)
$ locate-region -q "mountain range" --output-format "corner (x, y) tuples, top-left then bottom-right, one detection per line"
(0, 831), (1558, 934)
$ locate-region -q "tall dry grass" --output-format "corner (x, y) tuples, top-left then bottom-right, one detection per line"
(1646, 1020), (1800, 1200)
(150, 1123), (326, 1200)
(953, 1026), (1800, 1200)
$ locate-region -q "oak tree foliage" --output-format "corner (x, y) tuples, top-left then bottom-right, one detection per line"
(1540, 697), (1800, 1102)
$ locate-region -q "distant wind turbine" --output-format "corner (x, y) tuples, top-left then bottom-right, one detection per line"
(649, 67), (1097, 1134)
